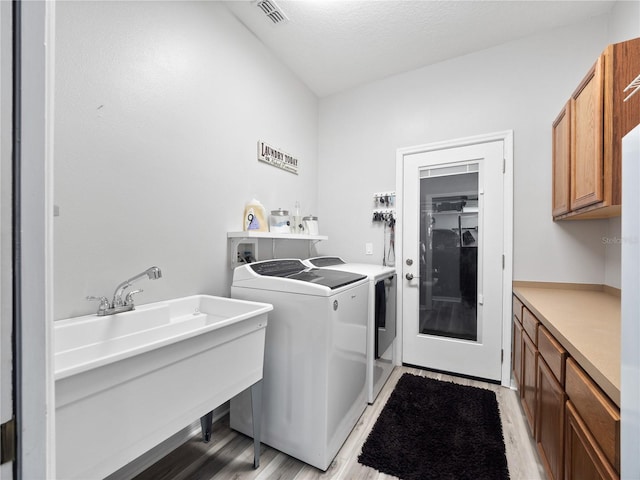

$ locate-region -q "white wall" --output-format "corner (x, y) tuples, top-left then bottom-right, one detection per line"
(53, 2), (637, 316)
(318, 15), (621, 285)
(609, 0), (640, 44)
(604, 217), (622, 289)
(53, 1), (318, 319)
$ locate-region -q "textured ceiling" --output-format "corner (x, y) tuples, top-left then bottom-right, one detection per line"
(224, 0), (615, 97)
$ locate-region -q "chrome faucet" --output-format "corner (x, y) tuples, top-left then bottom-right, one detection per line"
(87, 266), (162, 316)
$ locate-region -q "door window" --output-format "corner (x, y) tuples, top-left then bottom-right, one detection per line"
(420, 172), (478, 341)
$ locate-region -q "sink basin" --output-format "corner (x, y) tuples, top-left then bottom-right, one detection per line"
(54, 303), (170, 361)
(54, 294), (271, 379)
(54, 294), (272, 479)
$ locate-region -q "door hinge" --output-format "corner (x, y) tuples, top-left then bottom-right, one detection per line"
(501, 349), (504, 363)
(502, 254), (505, 269)
(502, 158), (505, 173)
(1, 417), (16, 464)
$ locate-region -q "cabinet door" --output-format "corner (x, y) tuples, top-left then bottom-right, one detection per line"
(570, 56), (604, 211)
(522, 331), (537, 436)
(565, 358), (620, 472)
(537, 357), (566, 480)
(565, 401), (618, 480)
(552, 102), (571, 217)
(512, 318), (523, 392)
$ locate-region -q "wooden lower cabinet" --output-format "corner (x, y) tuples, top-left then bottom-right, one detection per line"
(512, 294), (620, 480)
(537, 357), (566, 480)
(565, 401), (618, 480)
(521, 330), (537, 435)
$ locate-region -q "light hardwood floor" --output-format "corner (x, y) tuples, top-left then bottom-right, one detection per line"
(135, 366), (546, 480)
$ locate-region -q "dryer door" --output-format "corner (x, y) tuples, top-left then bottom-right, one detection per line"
(375, 274), (396, 358)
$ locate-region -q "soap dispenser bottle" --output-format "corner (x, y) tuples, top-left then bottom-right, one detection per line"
(292, 201), (303, 234)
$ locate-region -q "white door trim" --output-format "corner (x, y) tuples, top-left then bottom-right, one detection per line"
(395, 131), (513, 386)
(20, 1), (56, 477)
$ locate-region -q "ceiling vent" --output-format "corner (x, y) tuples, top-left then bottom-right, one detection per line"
(256, 0), (289, 24)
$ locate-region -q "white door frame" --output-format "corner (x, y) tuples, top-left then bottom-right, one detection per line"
(18, 1), (56, 478)
(395, 131), (513, 386)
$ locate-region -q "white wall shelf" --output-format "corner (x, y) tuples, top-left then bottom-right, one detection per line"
(227, 231), (328, 241)
(227, 231), (328, 269)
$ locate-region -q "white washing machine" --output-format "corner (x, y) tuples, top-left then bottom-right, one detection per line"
(230, 259), (369, 471)
(304, 256), (396, 404)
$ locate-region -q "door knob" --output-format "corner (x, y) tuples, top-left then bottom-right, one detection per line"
(405, 273), (419, 281)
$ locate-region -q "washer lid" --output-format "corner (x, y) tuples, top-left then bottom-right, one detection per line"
(248, 259), (365, 289)
(306, 256), (345, 267)
(249, 259), (306, 277)
(303, 256), (396, 280)
(287, 268), (365, 289)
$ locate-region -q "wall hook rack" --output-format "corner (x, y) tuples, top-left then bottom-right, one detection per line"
(373, 191), (396, 207)
(372, 191), (396, 224)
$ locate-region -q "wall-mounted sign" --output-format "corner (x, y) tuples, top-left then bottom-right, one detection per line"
(257, 140), (299, 175)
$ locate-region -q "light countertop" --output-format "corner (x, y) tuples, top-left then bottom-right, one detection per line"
(513, 282), (621, 407)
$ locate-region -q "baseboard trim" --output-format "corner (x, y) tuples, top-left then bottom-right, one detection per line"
(513, 280), (621, 297)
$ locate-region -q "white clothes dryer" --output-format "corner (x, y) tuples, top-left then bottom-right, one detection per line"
(230, 259), (369, 471)
(304, 256), (396, 404)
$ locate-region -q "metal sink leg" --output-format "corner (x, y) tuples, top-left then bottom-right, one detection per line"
(251, 380), (263, 469)
(200, 410), (214, 443)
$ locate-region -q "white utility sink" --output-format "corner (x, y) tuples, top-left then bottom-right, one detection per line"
(54, 294), (272, 480)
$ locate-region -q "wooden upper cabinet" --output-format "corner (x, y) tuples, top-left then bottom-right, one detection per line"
(604, 38), (640, 207)
(553, 37), (640, 220)
(552, 102), (571, 216)
(570, 57), (604, 211)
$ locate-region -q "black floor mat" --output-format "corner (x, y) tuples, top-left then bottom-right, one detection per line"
(358, 373), (510, 480)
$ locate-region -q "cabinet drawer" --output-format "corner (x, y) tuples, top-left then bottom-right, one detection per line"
(538, 326), (567, 386)
(513, 295), (523, 322)
(565, 358), (620, 472)
(522, 307), (539, 344)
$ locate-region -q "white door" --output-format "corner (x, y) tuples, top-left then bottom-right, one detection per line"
(401, 139), (505, 381)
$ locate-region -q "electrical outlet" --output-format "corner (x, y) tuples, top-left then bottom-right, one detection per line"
(365, 243), (373, 255)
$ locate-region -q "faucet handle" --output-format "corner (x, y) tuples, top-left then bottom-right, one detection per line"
(87, 296), (110, 311)
(124, 289), (144, 306)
